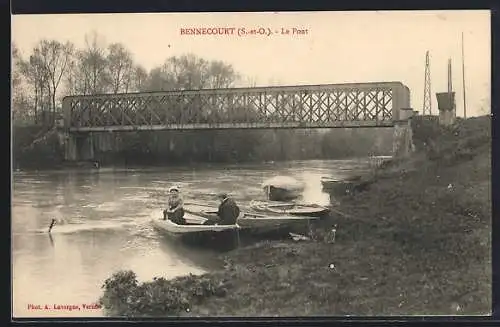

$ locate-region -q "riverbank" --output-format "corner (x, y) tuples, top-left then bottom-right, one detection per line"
(100, 115), (491, 316)
(12, 125), (392, 170)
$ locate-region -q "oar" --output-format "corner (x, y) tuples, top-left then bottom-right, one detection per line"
(184, 202), (218, 209)
(48, 218), (56, 233)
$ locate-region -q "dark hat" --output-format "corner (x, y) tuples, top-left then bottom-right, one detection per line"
(217, 192), (228, 199)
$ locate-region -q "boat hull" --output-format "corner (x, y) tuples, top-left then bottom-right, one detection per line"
(183, 204), (319, 234)
(151, 217), (239, 250)
(263, 186), (302, 201)
(262, 176), (305, 201)
(262, 176), (305, 190)
(237, 215), (315, 235)
(151, 216), (238, 234)
(249, 200), (330, 217)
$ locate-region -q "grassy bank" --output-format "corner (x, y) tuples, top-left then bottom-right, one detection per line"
(99, 115), (491, 317)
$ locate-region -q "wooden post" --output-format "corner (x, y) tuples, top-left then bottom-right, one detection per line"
(236, 226), (241, 248)
(461, 32), (467, 119)
(48, 218), (56, 233)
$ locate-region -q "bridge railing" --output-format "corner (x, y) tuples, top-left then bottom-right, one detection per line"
(62, 82), (410, 131)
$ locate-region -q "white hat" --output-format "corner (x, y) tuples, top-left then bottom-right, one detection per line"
(168, 186), (180, 192)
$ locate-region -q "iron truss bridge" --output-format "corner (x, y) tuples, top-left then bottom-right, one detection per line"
(62, 82), (410, 132)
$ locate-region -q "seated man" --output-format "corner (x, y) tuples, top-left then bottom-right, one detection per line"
(163, 186), (186, 225)
(204, 193), (240, 225)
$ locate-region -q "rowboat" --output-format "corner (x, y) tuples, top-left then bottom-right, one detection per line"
(151, 213), (239, 237)
(238, 211), (320, 231)
(249, 200), (330, 217)
(262, 176), (305, 201)
(151, 213), (240, 250)
(183, 203), (320, 233)
(321, 178), (344, 192)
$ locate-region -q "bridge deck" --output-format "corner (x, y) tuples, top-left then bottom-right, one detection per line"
(69, 120), (395, 132)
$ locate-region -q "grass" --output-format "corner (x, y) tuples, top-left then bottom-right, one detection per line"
(99, 115), (491, 317)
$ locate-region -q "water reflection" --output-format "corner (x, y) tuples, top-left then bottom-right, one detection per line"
(12, 159), (374, 317)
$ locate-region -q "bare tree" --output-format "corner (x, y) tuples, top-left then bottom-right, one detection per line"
(206, 60), (240, 88)
(12, 43), (22, 89)
(11, 42), (31, 123)
(144, 67), (172, 91)
(156, 54), (239, 91)
(107, 43), (134, 93)
(162, 54), (210, 90)
(76, 32), (110, 95)
(36, 40), (74, 123)
(143, 54), (238, 92)
(19, 48), (50, 124)
(142, 54), (243, 123)
(243, 76), (258, 88)
(64, 56), (79, 96)
(131, 65), (148, 92)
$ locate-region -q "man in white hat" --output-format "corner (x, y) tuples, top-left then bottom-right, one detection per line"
(163, 186), (185, 224)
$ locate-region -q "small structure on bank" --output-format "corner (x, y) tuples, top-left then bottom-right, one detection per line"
(436, 58), (457, 126)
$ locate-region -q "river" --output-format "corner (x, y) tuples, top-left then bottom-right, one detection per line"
(12, 158), (381, 318)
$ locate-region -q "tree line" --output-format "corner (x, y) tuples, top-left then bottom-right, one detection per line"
(12, 31), (240, 126)
(11, 31), (393, 168)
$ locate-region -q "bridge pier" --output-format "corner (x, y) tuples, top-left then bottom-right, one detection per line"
(392, 108), (416, 158)
(64, 133), (78, 161)
(63, 133), (95, 161)
(80, 133), (95, 161)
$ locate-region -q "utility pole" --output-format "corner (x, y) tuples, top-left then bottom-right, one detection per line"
(461, 32), (467, 119)
(448, 58), (453, 94)
(423, 51), (432, 115)
(448, 57), (456, 120)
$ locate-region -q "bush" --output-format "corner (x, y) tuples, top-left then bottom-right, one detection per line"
(99, 270), (139, 316)
(99, 271), (229, 317)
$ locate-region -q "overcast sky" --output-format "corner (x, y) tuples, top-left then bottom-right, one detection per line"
(12, 10), (491, 117)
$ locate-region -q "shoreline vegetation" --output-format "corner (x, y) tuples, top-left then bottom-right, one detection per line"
(99, 115), (491, 317)
(12, 125), (393, 171)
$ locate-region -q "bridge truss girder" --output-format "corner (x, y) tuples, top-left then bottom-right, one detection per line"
(63, 82), (410, 132)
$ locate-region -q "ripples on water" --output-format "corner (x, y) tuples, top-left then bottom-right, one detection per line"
(11, 159), (377, 317)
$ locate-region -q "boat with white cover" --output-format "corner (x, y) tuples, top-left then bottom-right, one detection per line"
(262, 176), (305, 201)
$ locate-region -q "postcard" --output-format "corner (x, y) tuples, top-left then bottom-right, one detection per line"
(11, 10), (491, 318)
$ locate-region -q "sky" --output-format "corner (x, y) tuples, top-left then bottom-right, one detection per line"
(12, 10), (491, 117)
